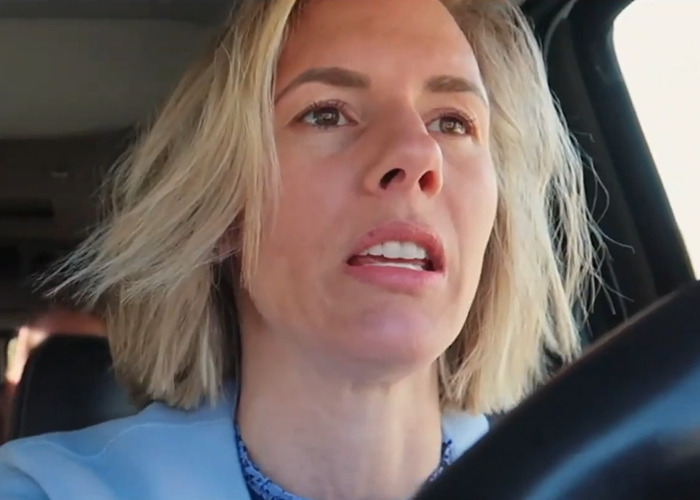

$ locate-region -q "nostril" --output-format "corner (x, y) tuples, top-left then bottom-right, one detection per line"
(418, 170), (439, 192)
(380, 168), (405, 189)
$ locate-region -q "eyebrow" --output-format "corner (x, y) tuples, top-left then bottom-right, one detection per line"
(275, 66), (489, 107)
(275, 67), (370, 103)
(425, 75), (489, 106)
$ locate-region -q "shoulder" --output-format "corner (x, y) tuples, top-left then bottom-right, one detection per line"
(441, 410), (489, 460)
(0, 400), (240, 500)
(0, 456), (47, 499)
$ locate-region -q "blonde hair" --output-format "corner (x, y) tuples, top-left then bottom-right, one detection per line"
(52, 0), (600, 413)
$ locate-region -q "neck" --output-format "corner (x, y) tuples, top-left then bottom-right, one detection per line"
(237, 331), (443, 500)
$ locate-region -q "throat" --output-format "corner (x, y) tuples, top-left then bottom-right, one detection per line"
(236, 364), (444, 500)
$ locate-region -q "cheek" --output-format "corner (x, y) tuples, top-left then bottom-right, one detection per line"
(446, 153), (498, 286)
(476, 163), (499, 235)
(245, 141), (354, 325)
(451, 153), (498, 238)
(266, 145), (351, 257)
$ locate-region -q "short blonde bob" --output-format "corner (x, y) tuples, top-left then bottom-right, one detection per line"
(53, 0), (600, 414)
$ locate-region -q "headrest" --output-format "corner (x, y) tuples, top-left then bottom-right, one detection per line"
(9, 335), (138, 440)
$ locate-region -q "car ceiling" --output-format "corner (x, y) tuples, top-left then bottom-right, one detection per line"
(0, 0), (525, 331)
(0, 0), (525, 139)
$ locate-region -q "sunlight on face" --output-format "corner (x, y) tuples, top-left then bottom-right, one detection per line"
(243, 0), (498, 378)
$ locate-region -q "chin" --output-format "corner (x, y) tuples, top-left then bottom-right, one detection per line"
(338, 308), (456, 375)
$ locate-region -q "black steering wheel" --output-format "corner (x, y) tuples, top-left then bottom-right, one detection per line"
(417, 280), (700, 500)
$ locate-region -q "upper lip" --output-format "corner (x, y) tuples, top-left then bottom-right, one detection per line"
(347, 220), (446, 272)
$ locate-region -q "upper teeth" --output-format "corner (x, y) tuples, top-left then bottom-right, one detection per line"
(359, 241), (429, 260)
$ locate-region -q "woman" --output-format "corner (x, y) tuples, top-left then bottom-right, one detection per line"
(0, 0), (598, 498)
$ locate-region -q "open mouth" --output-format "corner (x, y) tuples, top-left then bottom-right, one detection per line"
(346, 241), (437, 272)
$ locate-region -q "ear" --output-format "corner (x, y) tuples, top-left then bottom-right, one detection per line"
(214, 223), (243, 263)
(214, 225), (247, 293)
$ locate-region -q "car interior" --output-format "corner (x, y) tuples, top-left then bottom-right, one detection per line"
(0, 0), (698, 498)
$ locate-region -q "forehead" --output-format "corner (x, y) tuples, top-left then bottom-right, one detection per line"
(278, 0), (482, 84)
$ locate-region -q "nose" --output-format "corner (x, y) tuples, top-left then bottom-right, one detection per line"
(362, 108), (444, 198)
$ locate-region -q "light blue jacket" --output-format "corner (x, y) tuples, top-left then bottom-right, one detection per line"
(0, 387), (488, 499)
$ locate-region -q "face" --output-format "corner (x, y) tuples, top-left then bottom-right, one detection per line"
(241, 0), (498, 379)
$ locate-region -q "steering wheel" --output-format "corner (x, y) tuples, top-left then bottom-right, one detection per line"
(417, 280), (700, 500)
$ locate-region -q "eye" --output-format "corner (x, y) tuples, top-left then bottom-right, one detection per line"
(298, 101), (351, 129)
(427, 114), (476, 136)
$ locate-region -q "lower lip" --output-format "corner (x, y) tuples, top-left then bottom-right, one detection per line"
(344, 263), (445, 293)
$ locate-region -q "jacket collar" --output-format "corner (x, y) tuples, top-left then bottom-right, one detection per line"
(146, 382), (488, 498)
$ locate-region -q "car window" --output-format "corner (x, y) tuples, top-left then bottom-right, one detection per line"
(614, 0), (700, 274)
